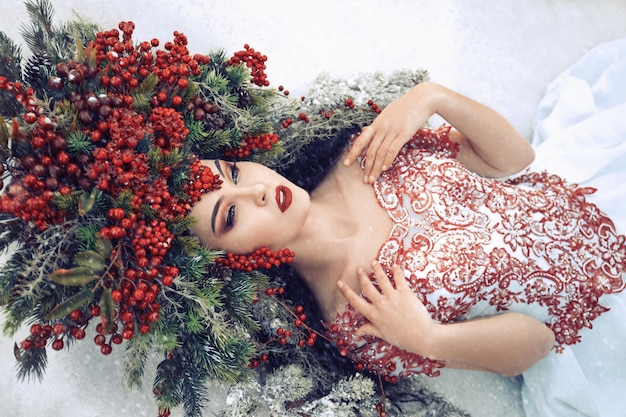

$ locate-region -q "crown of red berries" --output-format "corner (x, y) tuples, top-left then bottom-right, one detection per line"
(0, 11), (396, 416)
(0, 20), (295, 358)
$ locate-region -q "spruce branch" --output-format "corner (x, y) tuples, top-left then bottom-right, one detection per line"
(66, 129), (94, 156)
(181, 362), (209, 417)
(0, 32), (24, 117)
(14, 340), (48, 382)
(123, 331), (151, 390)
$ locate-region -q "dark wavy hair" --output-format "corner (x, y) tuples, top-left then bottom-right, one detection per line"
(262, 126), (364, 382)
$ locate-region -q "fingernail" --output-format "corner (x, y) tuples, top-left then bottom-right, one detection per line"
(363, 175), (369, 183)
(369, 175), (375, 183)
(337, 280), (344, 289)
(371, 260), (378, 267)
(343, 158), (350, 166)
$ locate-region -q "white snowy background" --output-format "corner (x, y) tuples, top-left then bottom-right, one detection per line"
(1, 1), (626, 416)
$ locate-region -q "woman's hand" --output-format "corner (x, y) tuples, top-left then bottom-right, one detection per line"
(343, 83), (437, 184)
(337, 261), (438, 354)
(338, 261), (555, 376)
(343, 82), (535, 181)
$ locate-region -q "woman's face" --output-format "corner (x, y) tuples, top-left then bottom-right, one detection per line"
(189, 159), (310, 254)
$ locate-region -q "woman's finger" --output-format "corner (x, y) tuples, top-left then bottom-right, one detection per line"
(390, 264), (410, 293)
(357, 266), (382, 302)
(371, 261), (394, 294)
(356, 322), (382, 339)
(344, 126), (374, 166)
(336, 279), (372, 315)
(382, 136), (406, 173)
(364, 133), (394, 181)
(362, 131), (388, 182)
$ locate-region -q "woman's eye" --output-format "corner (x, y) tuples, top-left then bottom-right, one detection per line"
(230, 162), (239, 184)
(225, 204), (237, 230)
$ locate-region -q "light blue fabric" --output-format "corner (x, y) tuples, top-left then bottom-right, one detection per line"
(524, 37), (626, 417)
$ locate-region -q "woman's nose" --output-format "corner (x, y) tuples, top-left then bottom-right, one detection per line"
(237, 183), (266, 205)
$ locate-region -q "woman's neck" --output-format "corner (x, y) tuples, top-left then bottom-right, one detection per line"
(290, 166), (358, 282)
(285, 162), (393, 320)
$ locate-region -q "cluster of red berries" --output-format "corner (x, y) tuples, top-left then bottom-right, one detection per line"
(186, 158), (222, 206)
(375, 403), (388, 417)
(280, 117), (294, 129)
(298, 111), (311, 123)
(224, 132), (279, 158)
(185, 96), (221, 121)
(216, 247), (295, 272)
(367, 99), (382, 114)
(110, 272), (166, 343)
(0, 79), (78, 229)
(92, 23), (209, 102)
(248, 287), (321, 368)
(277, 84), (290, 96)
(19, 308), (92, 353)
(157, 406), (171, 417)
(2, 22), (230, 361)
(228, 44), (269, 87)
(278, 112), (310, 129)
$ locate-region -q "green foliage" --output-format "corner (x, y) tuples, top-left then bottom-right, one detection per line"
(20, 0), (56, 53)
(123, 332), (150, 389)
(51, 192), (80, 212)
(132, 73), (158, 113)
(19, 0), (98, 63)
(15, 340), (48, 381)
(185, 118), (231, 156)
(0, 32), (23, 81)
(0, 3), (432, 417)
(154, 357), (184, 411)
(43, 287), (92, 320)
(0, 33), (24, 117)
(66, 130), (95, 156)
(75, 222), (102, 252)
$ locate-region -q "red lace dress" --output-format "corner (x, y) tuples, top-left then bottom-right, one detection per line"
(324, 126), (626, 382)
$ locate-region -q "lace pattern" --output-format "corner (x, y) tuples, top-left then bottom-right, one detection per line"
(324, 127), (626, 379)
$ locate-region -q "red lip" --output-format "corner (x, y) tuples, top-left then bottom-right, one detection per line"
(276, 186), (292, 212)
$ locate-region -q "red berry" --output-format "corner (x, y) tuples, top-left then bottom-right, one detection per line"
(133, 288), (145, 301)
(71, 327), (86, 340)
(94, 334), (106, 346)
(52, 339), (64, 350)
(147, 311), (159, 322)
(111, 289), (123, 302)
(30, 324), (43, 335)
(161, 275), (173, 286)
(52, 323), (66, 335)
(100, 344), (113, 355)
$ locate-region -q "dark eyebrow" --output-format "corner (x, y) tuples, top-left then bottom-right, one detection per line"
(214, 159), (225, 179)
(211, 196), (223, 235)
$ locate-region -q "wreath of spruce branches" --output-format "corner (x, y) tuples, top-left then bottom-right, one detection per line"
(0, 2), (471, 417)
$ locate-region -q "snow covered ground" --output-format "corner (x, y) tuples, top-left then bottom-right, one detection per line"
(1, 1), (626, 416)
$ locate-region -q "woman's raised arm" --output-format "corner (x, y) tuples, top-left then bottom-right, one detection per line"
(337, 262), (555, 377)
(344, 82), (535, 181)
